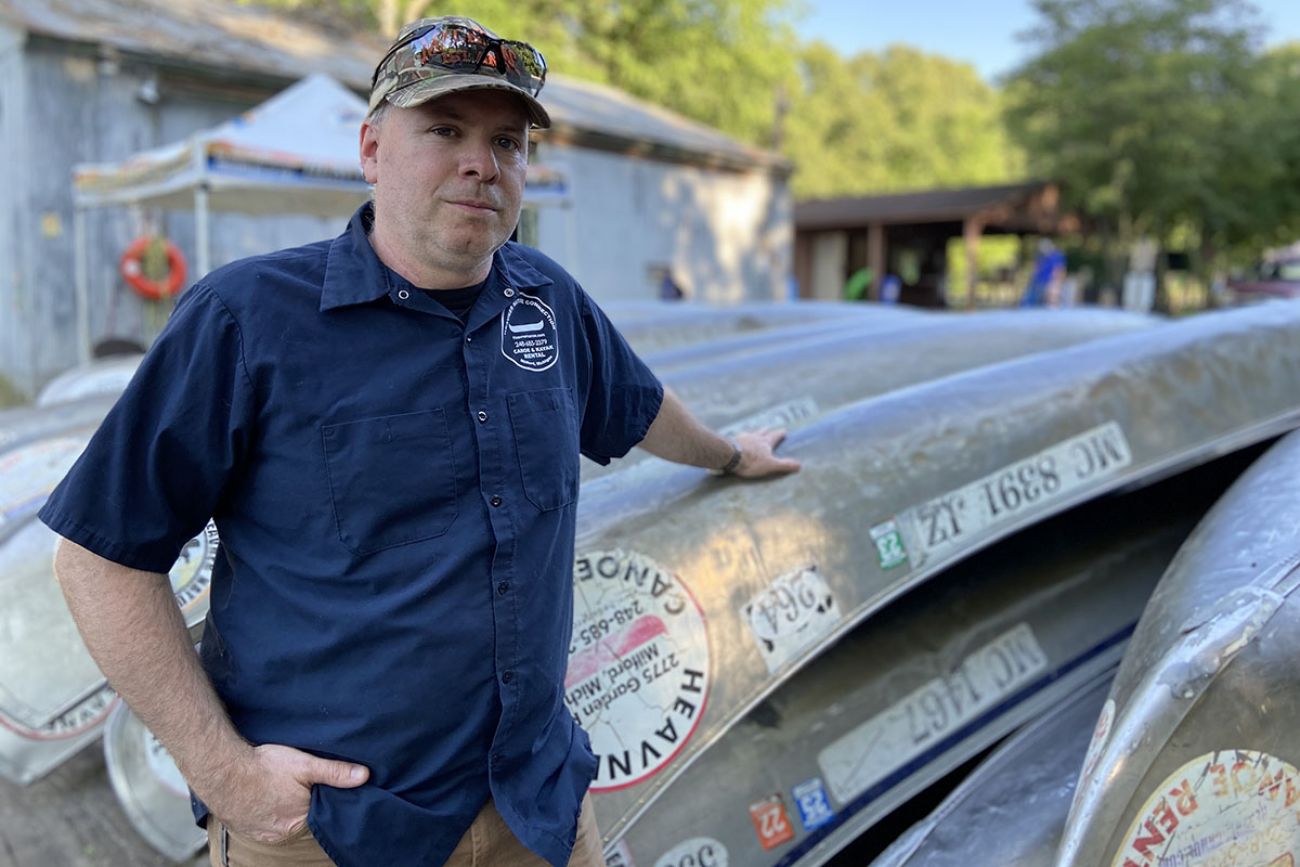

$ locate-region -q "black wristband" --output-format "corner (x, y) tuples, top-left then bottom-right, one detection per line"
(713, 439), (743, 475)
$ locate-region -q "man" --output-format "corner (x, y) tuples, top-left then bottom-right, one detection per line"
(40, 16), (798, 867)
(1019, 238), (1067, 308)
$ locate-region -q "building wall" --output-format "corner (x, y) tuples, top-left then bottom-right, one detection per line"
(534, 144), (789, 305)
(0, 25), (32, 399)
(10, 42), (344, 396)
(2, 38), (793, 395)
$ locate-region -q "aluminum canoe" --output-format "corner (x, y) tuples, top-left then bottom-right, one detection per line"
(583, 308), (1158, 483)
(609, 302), (921, 354)
(602, 457), (1241, 865)
(637, 316), (926, 376)
(102, 700), (208, 861)
(568, 302), (1300, 844)
(1056, 427), (1300, 867)
(0, 395), (116, 454)
(35, 355), (142, 407)
(871, 668), (1116, 867)
(0, 515), (216, 734)
(0, 684), (119, 786)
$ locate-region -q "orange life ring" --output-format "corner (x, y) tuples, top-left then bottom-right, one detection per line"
(120, 236), (187, 301)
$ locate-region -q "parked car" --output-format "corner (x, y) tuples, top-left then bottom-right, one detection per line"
(1227, 257), (1300, 303)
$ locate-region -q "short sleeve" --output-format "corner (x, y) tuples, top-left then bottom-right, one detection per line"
(577, 291), (664, 465)
(39, 282), (256, 572)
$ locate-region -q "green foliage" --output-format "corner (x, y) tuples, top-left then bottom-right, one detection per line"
(241, 0), (1020, 196)
(1005, 0), (1299, 266)
(407, 0), (802, 147)
(784, 43), (1024, 199)
(0, 372), (26, 409)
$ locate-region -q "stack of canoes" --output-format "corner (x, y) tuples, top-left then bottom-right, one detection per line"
(2, 300), (1299, 865)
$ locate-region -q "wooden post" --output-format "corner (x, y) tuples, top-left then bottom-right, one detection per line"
(963, 217), (983, 309)
(868, 222), (885, 300)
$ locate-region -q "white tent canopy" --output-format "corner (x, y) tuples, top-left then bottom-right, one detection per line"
(74, 73), (372, 219)
(69, 73), (571, 363)
(70, 74), (371, 362)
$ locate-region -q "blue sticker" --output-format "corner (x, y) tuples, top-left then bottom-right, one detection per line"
(792, 777), (835, 831)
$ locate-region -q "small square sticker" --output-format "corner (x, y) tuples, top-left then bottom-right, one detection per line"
(870, 519), (908, 570)
(748, 794), (796, 850)
(792, 777), (835, 831)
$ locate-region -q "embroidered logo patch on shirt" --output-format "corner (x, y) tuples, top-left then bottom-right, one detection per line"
(501, 294), (559, 371)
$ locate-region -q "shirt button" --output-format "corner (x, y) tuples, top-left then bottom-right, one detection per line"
(502, 671), (514, 684)
(490, 495), (503, 507)
(504, 287), (515, 298)
(466, 335), (472, 343)
(397, 289), (410, 300)
(477, 411), (488, 423)
(497, 581), (510, 596)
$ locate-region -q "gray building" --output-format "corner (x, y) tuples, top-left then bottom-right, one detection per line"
(0, 0), (791, 397)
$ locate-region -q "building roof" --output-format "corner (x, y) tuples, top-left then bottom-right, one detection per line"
(794, 181), (1058, 231)
(0, 0), (787, 172)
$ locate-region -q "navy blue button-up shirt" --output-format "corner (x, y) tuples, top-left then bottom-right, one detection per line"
(40, 205), (663, 867)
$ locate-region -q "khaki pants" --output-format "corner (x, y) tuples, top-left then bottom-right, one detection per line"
(207, 793), (602, 866)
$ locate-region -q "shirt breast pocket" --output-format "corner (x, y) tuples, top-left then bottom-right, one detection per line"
(322, 409), (458, 555)
(508, 387), (580, 512)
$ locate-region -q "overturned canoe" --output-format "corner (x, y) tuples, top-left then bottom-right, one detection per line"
(0, 684), (118, 786)
(570, 303), (1300, 845)
(604, 457), (1241, 867)
(610, 302), (917, 354)
(638, 316), (921, 375)
(35, 355), (142, 408)
(0, 396), (116, 455)
(584, 308), (1158, 482)
(0, 516), (216, 733)
(872, 668), (1115, 867)
(102, 701), (207, 861)
(1057, 428), (1300, 867)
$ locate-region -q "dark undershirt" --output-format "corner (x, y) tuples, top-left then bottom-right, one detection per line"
(422, 282), (485, 322)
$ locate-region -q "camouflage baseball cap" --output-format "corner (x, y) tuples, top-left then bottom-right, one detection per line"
(369, 17), (551, 129)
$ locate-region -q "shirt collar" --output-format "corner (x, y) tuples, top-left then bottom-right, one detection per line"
(321, 203), (554, 313)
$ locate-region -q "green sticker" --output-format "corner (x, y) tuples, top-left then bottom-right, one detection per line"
(870, 519), (908, 570)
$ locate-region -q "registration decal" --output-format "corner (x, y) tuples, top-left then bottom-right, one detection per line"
(896, 422), (1132, 565)
(744, 565), (841, 674)
(748, 795), (795, 851)
(567, 550), (710, 792)
(869, 519), (909, 570)
(792, 777), (836, 831)
(652, 837), (728, 867)
(818, 623), (1048, 803)
(1110, 750), (1300, 867)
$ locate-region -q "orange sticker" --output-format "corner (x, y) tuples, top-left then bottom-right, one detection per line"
(748, 795), (795, 850)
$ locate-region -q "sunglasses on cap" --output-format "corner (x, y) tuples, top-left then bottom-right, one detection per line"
(371, 19), (548, 98)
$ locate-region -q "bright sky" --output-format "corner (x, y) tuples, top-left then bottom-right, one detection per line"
(795, 0), (1300, 83)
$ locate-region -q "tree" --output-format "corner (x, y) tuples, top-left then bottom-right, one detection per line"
(1004, 0), (1293, 294)
(783, 43), (1023, 200)
(241, 0), (800, 148)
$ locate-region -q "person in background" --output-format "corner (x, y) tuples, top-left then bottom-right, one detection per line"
(1020, 238), (1067, 307)
(843, 265), (873, 301)
(40, 16), (798, 867)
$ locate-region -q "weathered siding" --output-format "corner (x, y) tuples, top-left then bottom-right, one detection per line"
(3, 30), (791, 393)
(534, 144), (789, 304)
(19, 42), (348, 394)
(0, 25), (32, 398)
